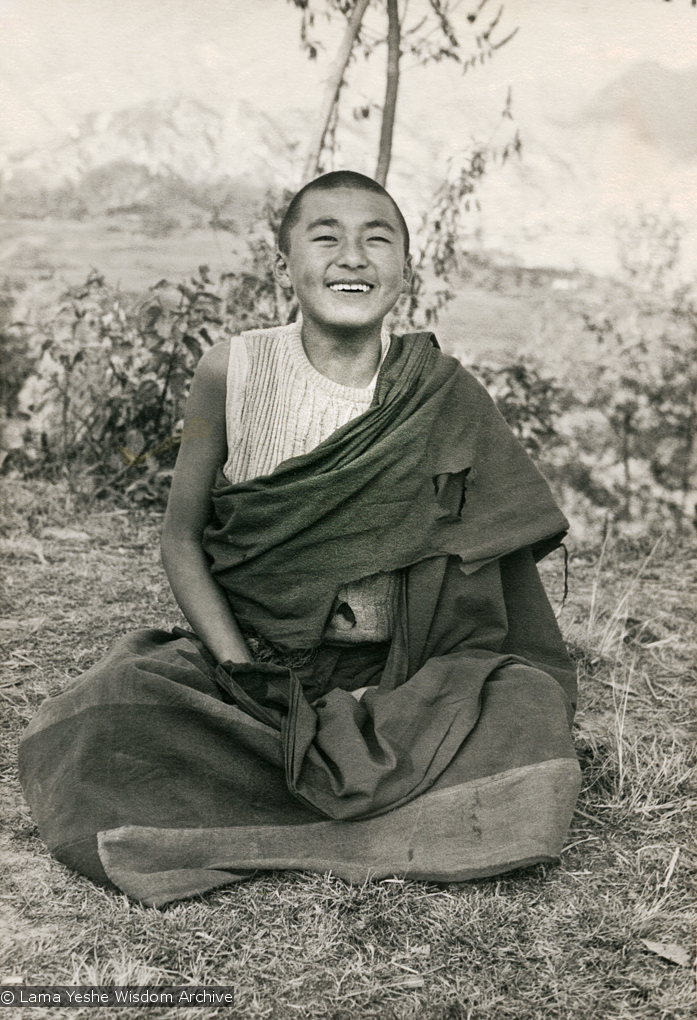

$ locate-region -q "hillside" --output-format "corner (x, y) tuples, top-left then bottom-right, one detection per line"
(0, 96), (294, 227)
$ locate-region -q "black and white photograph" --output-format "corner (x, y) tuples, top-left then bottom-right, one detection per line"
(0, 1), (695, 1017)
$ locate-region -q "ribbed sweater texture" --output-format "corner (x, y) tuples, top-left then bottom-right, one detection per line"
(222, 320), (398, 643)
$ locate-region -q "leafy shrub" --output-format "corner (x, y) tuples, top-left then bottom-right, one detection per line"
(2, 257), (292, 504)
(2, 202), (694, 538)
(470, 359), (566, 459)
(576, 286), (696, 532)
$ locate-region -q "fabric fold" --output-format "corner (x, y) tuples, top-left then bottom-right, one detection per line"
(202, 333), (568, 649)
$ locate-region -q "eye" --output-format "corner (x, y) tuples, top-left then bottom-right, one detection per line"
(367, 234), (392, 244)
(312, 233), (338, 243)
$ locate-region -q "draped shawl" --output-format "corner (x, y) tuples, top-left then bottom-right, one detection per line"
(202, 332), (569, 649)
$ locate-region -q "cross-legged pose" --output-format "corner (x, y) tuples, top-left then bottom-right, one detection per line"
(20, 171), (581, 907)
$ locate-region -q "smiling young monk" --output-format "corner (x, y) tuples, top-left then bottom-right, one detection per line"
(20, 172), (581, 906)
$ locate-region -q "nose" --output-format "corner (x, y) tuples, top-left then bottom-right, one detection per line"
(336, 234), (368, 269)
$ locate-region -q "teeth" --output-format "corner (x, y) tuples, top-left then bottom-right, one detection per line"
(329, 283), (372, 292)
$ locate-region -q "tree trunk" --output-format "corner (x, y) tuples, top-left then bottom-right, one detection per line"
(375, 0), (400, 187)
(302, 0), (372, 184)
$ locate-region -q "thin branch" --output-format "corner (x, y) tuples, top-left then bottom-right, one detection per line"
(402, 15), (428, 39)
(466, 0), (492, 22)
(480, 3), (503, 40)
(491, 25), (518, 50)
(428, 0), (460, 48)
(375, 0), (401, 186)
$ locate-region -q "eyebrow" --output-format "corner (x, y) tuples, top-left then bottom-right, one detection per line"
(305, 217), (397, 234)
(364, 219), (397, 234)
(306, 217), (341, 232)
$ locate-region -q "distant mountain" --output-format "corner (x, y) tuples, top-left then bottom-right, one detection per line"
(0, 96), (303, 223)
(0, 90), (433, 232)
(3, 61), (696, 277)
(5, 97), (224, 185)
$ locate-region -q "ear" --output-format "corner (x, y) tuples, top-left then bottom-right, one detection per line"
(274, 251), (293, 290)
(402, 255), (413, 290)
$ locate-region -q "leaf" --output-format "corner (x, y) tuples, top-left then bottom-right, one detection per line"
(181, 334), (204, 361)
(137, 302), (163, 334)
(125, 429), (146, 456)
(640, 940), (690, 968)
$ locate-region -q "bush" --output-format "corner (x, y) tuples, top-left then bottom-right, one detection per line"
(1, 256), (291, 504)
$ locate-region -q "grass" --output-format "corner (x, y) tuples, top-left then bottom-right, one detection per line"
(0, 216), (245, 293)
(0, 479), (695, 1020)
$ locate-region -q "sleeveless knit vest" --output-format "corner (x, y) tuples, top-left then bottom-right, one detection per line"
(222, 320), (398, 643)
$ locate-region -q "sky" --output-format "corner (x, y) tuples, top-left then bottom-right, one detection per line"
(1, 0), (695, 147)
(1, 0), (696, 272)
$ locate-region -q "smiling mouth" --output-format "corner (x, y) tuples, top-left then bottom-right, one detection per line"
(327, 282), (374, 293)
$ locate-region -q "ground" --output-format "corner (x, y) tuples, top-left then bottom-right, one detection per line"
(0, 479), (694, 1020)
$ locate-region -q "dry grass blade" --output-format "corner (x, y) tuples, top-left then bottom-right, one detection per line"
(594, 535), (665, 661)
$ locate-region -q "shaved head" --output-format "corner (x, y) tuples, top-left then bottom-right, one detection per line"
(278, 171), (410, 257)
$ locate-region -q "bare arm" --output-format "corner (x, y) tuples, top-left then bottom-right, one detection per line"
(161, 341), (253, 664)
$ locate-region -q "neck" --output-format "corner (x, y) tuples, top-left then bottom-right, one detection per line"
(300, 319), (384, 388)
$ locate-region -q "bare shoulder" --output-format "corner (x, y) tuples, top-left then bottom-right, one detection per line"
(193, 339), (231, 391)
(184, 340), (231, 432)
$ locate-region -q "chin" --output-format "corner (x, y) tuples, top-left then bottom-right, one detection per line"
(327, 316), (384, 333)
(328, 303), (394, 328)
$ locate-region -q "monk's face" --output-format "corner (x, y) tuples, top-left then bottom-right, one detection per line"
(275, 187), (411, 336)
